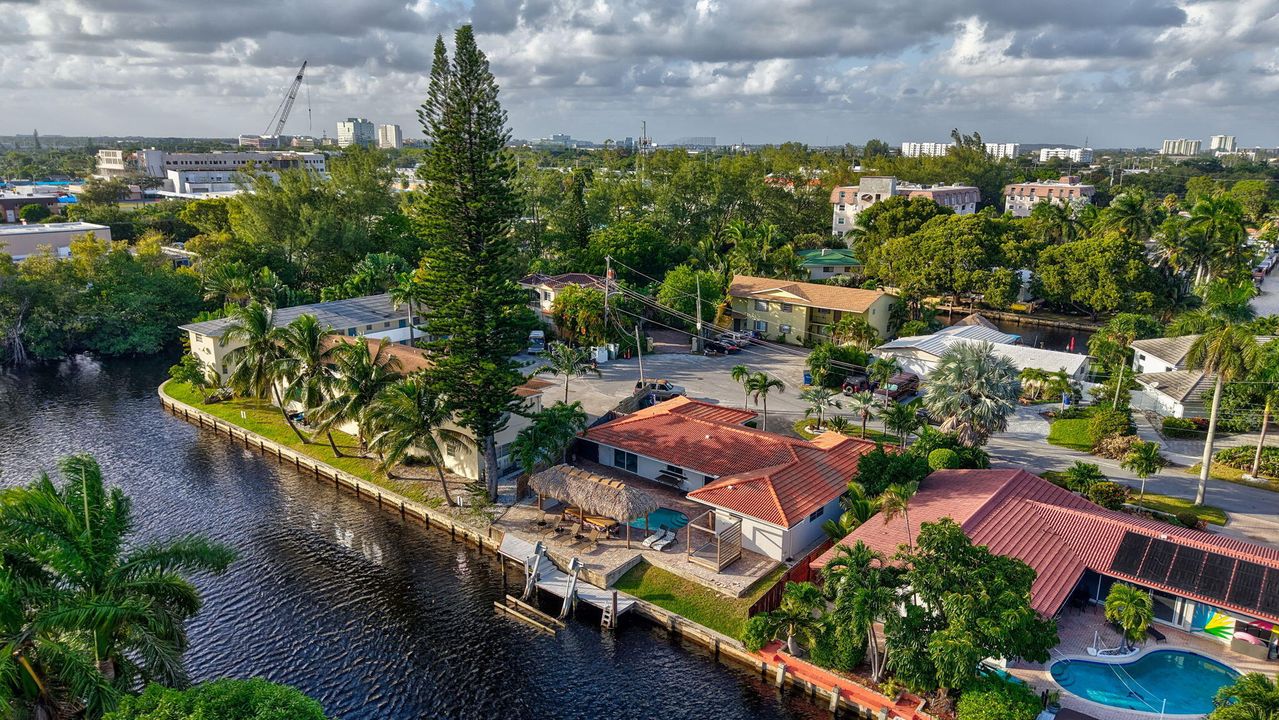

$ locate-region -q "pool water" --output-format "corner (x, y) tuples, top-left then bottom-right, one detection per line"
(629, 508), (690, 531)
(1050, 650), (1239, 715)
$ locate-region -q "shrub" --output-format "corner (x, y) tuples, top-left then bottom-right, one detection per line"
(1089, 407), (1134, 446)
(1160, 416), (1203, 439)
(1094, 433), (1141, 460)
(851, 446), (930, 497)
(1053, 406), (1089, 420)
(1063, 461), (1106, 492)
(1088, 481), (1129, 510)
(957, 677), (1041, 720)
(106, 679), (328, 720)
(808, 617), (866, 673)
(1214, 445), (1279, 478)
(928, 448), (961, 471)
(910, 427), (991, 469)
(1176, 511), (1203, 530)
(19, 203), (52, 223)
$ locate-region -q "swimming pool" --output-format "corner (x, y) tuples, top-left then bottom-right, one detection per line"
(629, 508), (689, 531)
(1050, 650), (1239, 715)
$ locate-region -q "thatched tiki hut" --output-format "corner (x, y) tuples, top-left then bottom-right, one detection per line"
(529, 464), (659, 548)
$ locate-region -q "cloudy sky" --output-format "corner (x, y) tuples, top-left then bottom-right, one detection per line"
(4, 0), (1278, 148)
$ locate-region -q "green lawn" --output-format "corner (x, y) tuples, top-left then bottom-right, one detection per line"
(164, 381), (439, 505)
(791, 419), (901, 445)
(1046, 417), (1092, 452)
(1185, 463), (1279, 493)
(613, 561), (786, 639)
(1135, 492), (1228, 526)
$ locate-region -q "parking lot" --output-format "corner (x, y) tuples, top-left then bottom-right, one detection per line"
(523, 343), (813, 432)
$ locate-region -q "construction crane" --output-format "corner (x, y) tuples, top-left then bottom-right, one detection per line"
(263, 61), (308, 138)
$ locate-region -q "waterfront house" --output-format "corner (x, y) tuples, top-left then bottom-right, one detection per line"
(1130, 335), (1200, 374)
(1129, 335), (1271, 419)
(577, 397), (877, 562)
(796, 248), (860, 281)
(873, 326), (1090, 381)
(813, 469), (1279, 654)
(519, 272), (609, 327)
(727, 275), (895, 345)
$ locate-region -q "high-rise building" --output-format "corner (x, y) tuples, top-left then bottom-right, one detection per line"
(900, 141), (952, 157)
(336, 118), (376, 148)
(1209, 135), (1237, 153)
(377, 124), (403, 150)
(984, 143), (1021, 159)
(1160, 138), (1202, 156)
(1039, 147), (1094, 163)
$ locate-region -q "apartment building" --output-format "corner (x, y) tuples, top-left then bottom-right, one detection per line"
(1038, 147), (1094, 163)
(1002, 176), (1097, 218)
(830, 176), (980, 235)
(1161, 139), (1202, 156)
(377, 124), (403, 149)
(727, 274), (895, 344)
(0, 222), (111, 261)
(337, 118), (376, 148)
(1210, 135), (1237, 153)
(901, 141), (1019, 159)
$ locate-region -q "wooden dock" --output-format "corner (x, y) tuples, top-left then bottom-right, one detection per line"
(498, 535), (635, 617)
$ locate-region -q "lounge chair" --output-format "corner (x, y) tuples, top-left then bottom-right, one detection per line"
(1147, 625), (1167, 644)
(653, 529), (678, 552)
(567, 523), (584, 543)
(584, 527), (604, 550)
(642, 527), (670, 548)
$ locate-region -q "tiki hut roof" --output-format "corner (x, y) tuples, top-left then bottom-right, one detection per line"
(529, 465), (658, 522)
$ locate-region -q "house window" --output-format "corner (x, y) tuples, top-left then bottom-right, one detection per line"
(753, 320), (768, 333)
(808, 506), (825, 522)
(612, 448), (638, 473)
(664, 465), (685, 477)
(780, 303), (794, 313)
(837, 217), (845, 225)
(822, 267), (834, 273)
(753, 300), (769, 312)
(837, 203), (846, 211)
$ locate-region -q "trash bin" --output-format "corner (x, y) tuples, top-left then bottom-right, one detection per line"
(803, 370), (813, 385)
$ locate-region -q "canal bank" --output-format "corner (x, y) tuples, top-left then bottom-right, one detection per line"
(1, 356), (833, 720)
(156, 381), (917, 719)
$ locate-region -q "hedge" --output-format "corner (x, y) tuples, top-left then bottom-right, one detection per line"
(1214, 446), (1279, 479)
(1088, 481), (1130, 510)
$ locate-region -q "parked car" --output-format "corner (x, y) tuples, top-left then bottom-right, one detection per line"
(634, 379), (686, 399)
(841, 372), (871, 395)
(703, 340), (738, 356)
(873, 372), (920, 402)
(715, 332), (752, 349)
(527, 330), (546, 354)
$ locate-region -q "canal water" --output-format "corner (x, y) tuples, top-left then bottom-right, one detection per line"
(0, 355), (825, 720)
(940, 312), (1094, 354)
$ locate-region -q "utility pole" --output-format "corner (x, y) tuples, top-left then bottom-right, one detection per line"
(694, 274), (703, 353)
(634, 325), (645, 385)
(604, 255), (611, 335)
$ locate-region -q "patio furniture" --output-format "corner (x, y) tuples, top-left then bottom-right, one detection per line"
(642, 527), (671, 548)
(652, 529), (678, 552)
(567, 523), (584, 543)
(1147, 625), (1166, 644)
(529, 464), (659, 548)
(583, 527), (604, 550)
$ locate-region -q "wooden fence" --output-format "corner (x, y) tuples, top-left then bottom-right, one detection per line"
(747, 539), (834, 616)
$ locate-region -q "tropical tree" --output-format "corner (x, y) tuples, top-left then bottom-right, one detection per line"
(730, 364), (752, 409)
(801, 386), (841, 431)
(1209, 672), (1279, 720)
(1104, 583), (1153, 652)
(741, 581), (825, 656)
(745, 371), (785, 430)
(823, 541), (899, 681)
(1087, 313), (1162, 409)
(867, 357), (899, 407)
(883, 398), (923, 447)
(539, 342), (601, 403)
(1186, 324), (1261, 504)
(388, 272), (422, 344)
(845, 390), (877, 438)
(923, 341), (1020, 446)
(1188, 195), (1250, 283)
(367, 374), (471, 505)
(829, 316), (880, 349)
(1103, 190), (1160, 242)
(825, 415), (853, 435)
(220, 301), (283, 404)
(0, 455), (235, 718)
(1063, 460), (1106, 493)
(1167, 279), (1257, 335)
(510, 401), (589, 475)
(1248, 342), (1279, 478)
(822, 484), (877, 541)
(272, 314), (332, 442)
(1121, 441), (1168, 507)
(878, 480), (919, 552)
(313, 338), (402, 456)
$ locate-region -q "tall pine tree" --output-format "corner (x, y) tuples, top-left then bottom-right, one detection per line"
(415, 27), (526, 498)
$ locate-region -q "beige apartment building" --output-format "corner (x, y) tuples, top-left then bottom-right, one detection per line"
(830, 176), (979, 235)
(727, 275), (895, 344)
(1002, 176), (1096, 218)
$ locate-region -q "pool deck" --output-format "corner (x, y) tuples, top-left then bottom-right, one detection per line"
(1007, 606), (1277, 719)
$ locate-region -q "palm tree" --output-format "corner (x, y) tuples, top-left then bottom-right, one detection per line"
(1210, 672), (1279, 719)
(1018, 367), (1049, 401)
(1063, 460), (1106, 493)
(367, 374), (471, 505)
(1247, 342), (1279, 478)
(388, 272), (422, 345)
(745, 371), (785, 430)
(830, 316), (880, 349)
(1030, 200), (1082, 244)
(272, 314), (332, 443)
(539, 342), (601, 403)
(510, 402), (588, 477)
(1103, 190), (1159, 242)
(1104, 583), (1153, 653)
(845, 390), (876, 438)
(1187, 324), (1261, 504)
(878, 480), (919, 552)
(201, 261), (255, 307)
(220, 302), (283, 404)
(1167, 279), (1257, 335)
(1088, 314), (1160, 409)
(801, 386), (841, 431)
(742, 581), (824, 656)
(730, 364), (752, 409)
(823, 541), (897, 682)
(0, 455), (234, 718)
(883, 398), (923, 448)
(313, 338), (402, 456)
(922, 341), (1020, 447)
(821, 485), (877, 541)
(1189, 195), (1249, 283)
(825, 415), (853, 435)
(1121, 441), (1167, 507)
(867, 357), (899, 407)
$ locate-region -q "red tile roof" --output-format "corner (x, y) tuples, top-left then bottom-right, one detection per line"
(813, 469), (1279, 622)
(583, 397), (876, 527)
